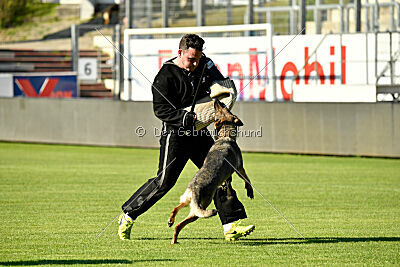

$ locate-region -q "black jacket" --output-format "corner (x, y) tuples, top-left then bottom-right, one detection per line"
(152, 54), (224, 128)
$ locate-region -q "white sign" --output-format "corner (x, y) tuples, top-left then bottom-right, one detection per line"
(125, 36), (273, 101)
(78, 58), (97, 81)
(292, 85), (376, 102)
(0, 74), (13, 97)
(124, 32), (400, 102)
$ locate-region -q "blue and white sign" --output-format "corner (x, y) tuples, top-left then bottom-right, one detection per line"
(13, 73), (78, 98)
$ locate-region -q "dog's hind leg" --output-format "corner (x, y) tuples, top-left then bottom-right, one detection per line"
(168, 189), (192, 227)
(168, 202), (187, 227)
(236, 167), (254, 199)
(171, 214), (198, 244)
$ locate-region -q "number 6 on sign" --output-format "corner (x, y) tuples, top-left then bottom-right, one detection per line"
(78, 58), (97, 81)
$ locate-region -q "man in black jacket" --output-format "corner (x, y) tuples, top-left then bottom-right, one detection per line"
(118, 34), (255, 241)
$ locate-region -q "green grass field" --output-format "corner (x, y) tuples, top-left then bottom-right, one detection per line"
(0, 142), (399, 266)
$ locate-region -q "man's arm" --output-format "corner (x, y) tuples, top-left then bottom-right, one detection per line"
(204, 57), (224, 81)
(152, 73), (195, 128)
(195, 56), (225, 99)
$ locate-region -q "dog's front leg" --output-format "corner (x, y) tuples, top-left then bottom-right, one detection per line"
(172, 214), (198, 244)
(237, 167), (254, 199)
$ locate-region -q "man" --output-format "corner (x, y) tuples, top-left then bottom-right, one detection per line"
(118, 34), (255, 241)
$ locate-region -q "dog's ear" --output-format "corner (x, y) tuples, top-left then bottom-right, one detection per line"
(233, 116), (243, 126)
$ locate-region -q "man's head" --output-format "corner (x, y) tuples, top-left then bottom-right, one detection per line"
(177, 34), (204, 72)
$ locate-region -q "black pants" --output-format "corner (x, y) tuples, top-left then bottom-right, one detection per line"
(122, 126), (247, 225)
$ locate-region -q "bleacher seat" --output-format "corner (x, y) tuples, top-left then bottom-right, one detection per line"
(0, 49), (113, 98)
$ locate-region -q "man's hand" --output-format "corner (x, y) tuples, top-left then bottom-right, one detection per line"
(183, 111), (197, 128)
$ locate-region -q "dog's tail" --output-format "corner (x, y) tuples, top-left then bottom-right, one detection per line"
(190, 192), (218, 218)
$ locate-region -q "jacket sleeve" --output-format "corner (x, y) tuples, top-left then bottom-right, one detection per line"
(152, 72), (187, 128)
(204, 57), (225, 81)
(199, 55), (225, 98)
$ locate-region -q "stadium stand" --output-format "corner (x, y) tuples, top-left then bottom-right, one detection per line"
(0, 49), (113, 98)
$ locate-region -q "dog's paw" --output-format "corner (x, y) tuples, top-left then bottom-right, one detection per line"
(167, 220), (174, 227)
(246, 185), (254, 199)
(171, 239), (179, 244)
(245, 183), (254, 199)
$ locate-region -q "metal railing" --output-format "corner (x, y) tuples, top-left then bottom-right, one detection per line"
(254, 1), (400, 34)
(70, 23), (122, 99)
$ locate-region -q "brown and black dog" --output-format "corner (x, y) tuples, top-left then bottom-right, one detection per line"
(168, 99), (254, 244)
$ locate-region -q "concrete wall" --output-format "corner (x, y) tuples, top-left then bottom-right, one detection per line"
(0, 98), (159, 148)
(0, 98), (399, 157)
(235, 102), (400, 157)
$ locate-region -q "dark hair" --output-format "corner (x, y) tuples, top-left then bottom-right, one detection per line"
(179, 34), (205, 51)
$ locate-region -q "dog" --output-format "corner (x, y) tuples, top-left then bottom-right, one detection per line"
(167, 99), (254, 244)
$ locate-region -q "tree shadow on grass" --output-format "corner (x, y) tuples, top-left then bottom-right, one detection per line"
(0, 259), (178, 266)
(240, 237), (400, 246)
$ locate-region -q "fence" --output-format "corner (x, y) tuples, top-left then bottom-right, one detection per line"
(70, 23), (121, 98)
(255, 0), (400, 34)
(120, 1), (399, 34)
